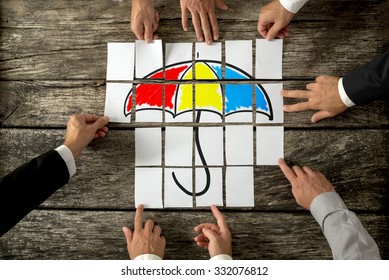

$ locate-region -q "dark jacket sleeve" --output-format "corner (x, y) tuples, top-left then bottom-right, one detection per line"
(0, 150), (70, 236)
(342, 51), (389, 105)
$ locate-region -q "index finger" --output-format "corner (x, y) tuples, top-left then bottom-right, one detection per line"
(211, 205), (228, 231)
(199, 12), (212, 44)
(281, 90), (309, 99)
(278, 158), (297, 184)
(144, 22), (153, 43)
(208, 12), (219, 41)
(134, 204), (144, 230)
(257, 22), (268, 38)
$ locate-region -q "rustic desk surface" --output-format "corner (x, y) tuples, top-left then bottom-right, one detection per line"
(0, 0), (388, 260)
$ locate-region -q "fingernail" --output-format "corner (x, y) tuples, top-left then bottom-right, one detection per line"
(282, 105), (287, 111)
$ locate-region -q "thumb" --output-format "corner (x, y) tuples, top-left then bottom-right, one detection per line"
(202, 227), (217, 241)
(311, 111), (333, 123)
(91, 116), (109, 130)
(215, 0), (228, 10)
(122, 226), (133, 244)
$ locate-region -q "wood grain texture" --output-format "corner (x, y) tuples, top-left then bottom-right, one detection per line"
(1, 129), (388, 211)
(0, 0), (388, 260)
(0, 0), (388, 80)
(1, 81), (388, 128)
(0, 210), (388, 260)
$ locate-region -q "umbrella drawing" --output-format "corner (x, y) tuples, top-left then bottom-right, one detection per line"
(124, 60), (273, 196)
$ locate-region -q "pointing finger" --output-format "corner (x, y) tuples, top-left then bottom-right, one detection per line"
(278, 158), (297, 184)
(134, 204), (144, 231)
(211, 205), (229, 232)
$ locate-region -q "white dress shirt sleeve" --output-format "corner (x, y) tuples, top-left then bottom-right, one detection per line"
(132, 254), (232, 260)
(55, 145), (76, 177)
(133, 254), (162, 260)
(279, 0), (309, 13)
(310, 192), (381, 260)
(338, 77), (356, 107)
(210, 254), (233, 260)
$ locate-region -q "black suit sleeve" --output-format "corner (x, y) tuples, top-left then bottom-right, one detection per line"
(342, 51), (389, 105)
(0, 150), (70, 236)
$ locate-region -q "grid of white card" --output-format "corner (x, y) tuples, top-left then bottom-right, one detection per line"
(105, 40), (284, 208)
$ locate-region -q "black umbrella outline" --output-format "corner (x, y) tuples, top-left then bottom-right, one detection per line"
(124, 60), (273, 196)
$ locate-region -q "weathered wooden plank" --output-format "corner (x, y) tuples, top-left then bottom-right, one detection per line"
(1, 81), (387, 128)
(0, 0), (387, 80)
(0, 210), (387, 259)
(1, 0), (386, 25)
(1, 129), (387, 211)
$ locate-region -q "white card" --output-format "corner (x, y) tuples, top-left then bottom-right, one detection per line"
(104, 83), (132, 123)
(164, 168), (193, 208)
(135, 84), (163, 122)
(195, 42), (222, 80)
(256, 126), (284, 165)
(195, 127), (223, 166)
(135, 128), (162, 166)
(135, 40), (163, 79)
(165, 43), (193, 80)
(195, 167), (223, 207)
(226, 166), (254, 207)
(255, 39), (283, 79)
(195, 42), (221, 61)
(225, 125), (254, 165)
(165, 127), (193, 166)
(256, 83), (284, 123)
(225, 84), (253, 123)
(135, 168), (163, 208)
(225, 40), (252, 79)
(106, 42), (135, 81)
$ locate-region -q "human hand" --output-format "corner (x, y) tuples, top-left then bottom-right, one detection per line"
(180, 0), (228, 45)
(122, 204), (166, 260)
(194, 205), (232, 258)
(282, 76), (348, 123)
(278, 159), (336, 210)
(64, 114), (109, 160)
(258, 0), (294, 40)
(131, 0), (160, 43)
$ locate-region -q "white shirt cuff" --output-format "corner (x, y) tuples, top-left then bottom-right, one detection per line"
(55, 145), (76, 177)
(338, 77), (356, 107)
(133, 254), (162, 260)
(310, 192), (348, 230)
(210, 254), (233, 260)
(279, 0), (309, 13)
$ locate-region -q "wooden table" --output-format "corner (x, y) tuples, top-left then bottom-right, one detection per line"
(0, 0), (388, 259)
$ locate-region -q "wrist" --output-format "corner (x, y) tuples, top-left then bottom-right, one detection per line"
(64, 142), (82, 160)
(133, 0), (153, 8)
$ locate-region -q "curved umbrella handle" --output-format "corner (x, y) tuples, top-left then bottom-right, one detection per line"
(172, 111), (211, 196)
